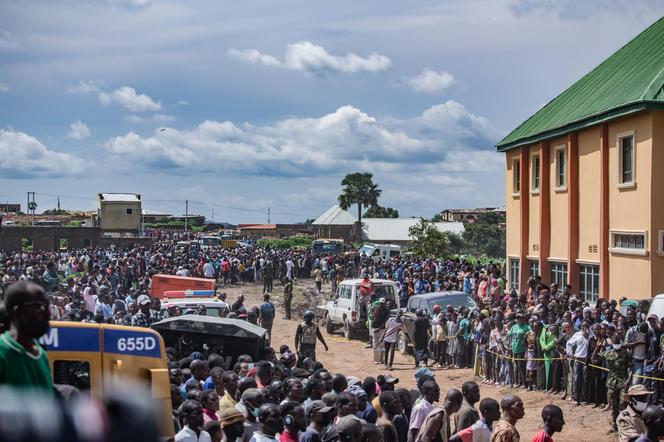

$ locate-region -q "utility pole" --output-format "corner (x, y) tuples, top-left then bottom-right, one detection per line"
(27, 192), (36, 225)
(267, 207), (270, 224)
(212, 208), (214, 222)
(185, 200), (189, 233)
(57, 196), (61, 211)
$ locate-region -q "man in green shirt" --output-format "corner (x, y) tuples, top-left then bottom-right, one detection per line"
(507, 313), (531, 389)
(0, 281), (53, 392)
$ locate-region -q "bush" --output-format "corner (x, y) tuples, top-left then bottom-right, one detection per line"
(257, 237), (313, 249)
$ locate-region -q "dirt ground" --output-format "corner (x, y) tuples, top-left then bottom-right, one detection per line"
(220, 279), (617, 442)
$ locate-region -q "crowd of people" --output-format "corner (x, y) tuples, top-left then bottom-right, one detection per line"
(2, 233), (664, 441)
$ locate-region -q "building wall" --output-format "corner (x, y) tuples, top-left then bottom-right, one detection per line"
(548, 136), (569, 261)
(607, 112), (653, 299)
(100, 202), (141, 231)
(505, 150), (521, 260)
(577, 126), (601, 263)
(528, 145), (541, 260)
(651, 110), (664, 296)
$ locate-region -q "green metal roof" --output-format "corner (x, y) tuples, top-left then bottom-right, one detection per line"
(497, 16), (664, 152)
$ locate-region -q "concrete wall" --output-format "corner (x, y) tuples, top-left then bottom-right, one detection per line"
(528, 145), (541, 261)
(549, 136), (569, 261)
(577, 126), (601, 263)
(0, 227), (155, 251)
(651, 110), (664, 296)
(505, 150), (520, 259)
(100, 201), (141, 231)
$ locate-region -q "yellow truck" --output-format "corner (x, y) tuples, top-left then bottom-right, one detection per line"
(39, 321), (174, 439)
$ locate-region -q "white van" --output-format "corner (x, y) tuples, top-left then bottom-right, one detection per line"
(321, 278), (398, 339)
(358, 243), (402, 262)
(647, 294), (664, 319)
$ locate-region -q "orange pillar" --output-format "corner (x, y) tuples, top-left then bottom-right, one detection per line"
(539, 141), (551, 284)
(519, 145), (530, 293)
(600, 124), (610, 299)
(567, 133), (579, 289)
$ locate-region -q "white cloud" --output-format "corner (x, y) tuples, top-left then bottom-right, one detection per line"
(66, 80), (104, 94)
(509, 0), (664, 20)
(407, 69), (457, 93)
(103, 100), (496, 177)
(228, 41), (391, 75)
(68, 81), (162, 112)
(125, 113), (176, 124)
(67, 120), (91, 140)
(0, 82), (9, 92)
(0, 129), (85, 178)
(98, 86), (162, 112)
(177, 100), (190, 106)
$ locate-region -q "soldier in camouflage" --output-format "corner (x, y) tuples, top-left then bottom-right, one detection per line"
(600, 330), (632, 433)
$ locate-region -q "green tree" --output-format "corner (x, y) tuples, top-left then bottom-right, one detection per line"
(445, 231), (467, 255)
(462, 212), (506, 258)
(363, 205), (399, 218)
(408, 218), (451, 258)
(338, 172), (382, 241)
(430, 212), (444, 222)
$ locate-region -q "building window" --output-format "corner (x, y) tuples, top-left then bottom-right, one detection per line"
(509, 259), (520, 292)
(550, 262), (567, 287)
(658, 231), (664, 256)
(555, 146), (566, 188)
(126, 208), (133, 215)
(529, 260), (539, 277)
(531, 154), (540, 192)
(609, 231), (647, 255)
(618, 132), (635, 185)
(579, 264), (600, 303)
(512, 159), (521, 193)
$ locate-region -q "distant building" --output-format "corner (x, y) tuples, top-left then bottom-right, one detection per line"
(438, 207), (504, 223)
(97, 193), (141, 232)
(0, 203), (21, 214)
(497, 17), (664, 302)
(238, 223), (311, 239)
(312, 205), (464, 244)
(141, 210), (172, 223)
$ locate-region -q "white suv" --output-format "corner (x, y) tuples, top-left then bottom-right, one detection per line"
(321, 279), (398, 339)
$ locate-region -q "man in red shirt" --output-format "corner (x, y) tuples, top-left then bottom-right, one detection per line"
(359, 274), (374, 298)
(531, 404), (565, 442)
(279, 401), (306, 442)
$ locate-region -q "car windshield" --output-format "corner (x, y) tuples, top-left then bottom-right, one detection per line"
(374, 284), (395, 301)
(358, 245), (374, 256)
(426, 294), (476, 310)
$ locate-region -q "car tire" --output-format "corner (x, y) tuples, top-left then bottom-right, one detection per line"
(398, 331), (410, 355)
(343, 320), (353, 340)
(325, 314), (335, 335)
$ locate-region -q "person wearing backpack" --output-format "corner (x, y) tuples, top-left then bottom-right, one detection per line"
(259, 294), (276, 344)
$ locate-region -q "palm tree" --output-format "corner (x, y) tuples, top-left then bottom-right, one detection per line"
(338, 172), (382, 241)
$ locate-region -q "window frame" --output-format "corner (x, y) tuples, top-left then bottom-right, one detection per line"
(553, 145), (567, 191)
(578, 264), (600, 303)
(509, 258), (520, 293)
(658, 230), (664, 257)
(530, 153), (540, 194)
(617, 130), (636, 189)
(549, 261), (568, 287)
(126, 208), (133, 215)
(609, 230), (648, 256)
(512, 158), (521, 196)
(528, 259), (539, 278)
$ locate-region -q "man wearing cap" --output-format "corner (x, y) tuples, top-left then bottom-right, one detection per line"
(371, 298), (390, 357)
(300, 400), (334, 442)
(601, 330), (631, 432)
(372, 375), (399, 418)
(616, 384), (652, 442)
(408, 379), (439, 442)
(336, 415), (363, 442)
(219, 408), (245, 442)
(131, 294), (159, 327)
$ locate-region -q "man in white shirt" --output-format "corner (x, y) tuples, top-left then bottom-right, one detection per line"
(566, 320), (590, 405)
(176, 400), (212, 442)
(408, 379), (440, 442)
(203, 260), (215, 279)
(286, 258), (294, 280)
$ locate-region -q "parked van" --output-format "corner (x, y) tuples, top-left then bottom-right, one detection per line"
(358, 243), (402, 262)
(321, 278), (398, 339)
(647, 295), (664, 319)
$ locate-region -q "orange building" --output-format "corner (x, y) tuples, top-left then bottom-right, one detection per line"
(497, 17), (664, 302)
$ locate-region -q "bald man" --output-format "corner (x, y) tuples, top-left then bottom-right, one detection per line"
(416, 388), (463, 442)
(490, 395), (525, 442)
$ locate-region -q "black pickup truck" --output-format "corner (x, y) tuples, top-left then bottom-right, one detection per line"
(395, 291), (477, 354)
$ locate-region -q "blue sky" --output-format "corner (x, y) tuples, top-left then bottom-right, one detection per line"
(1, 0), (663, 223)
